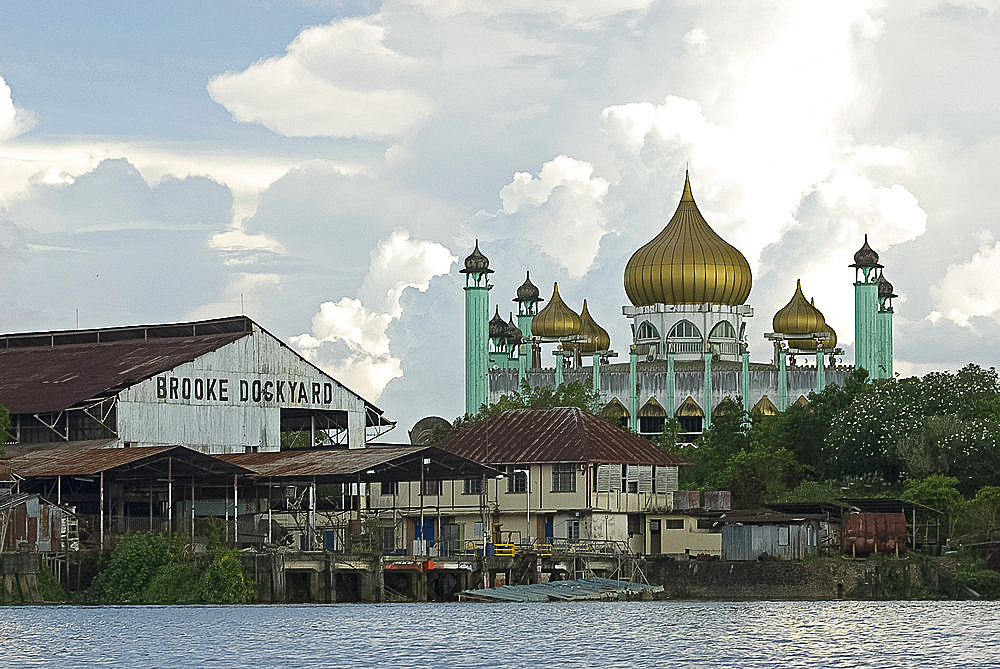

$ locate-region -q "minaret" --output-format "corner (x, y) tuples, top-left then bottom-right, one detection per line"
(461, 241), (493, 415)
(513, 271), (543, 381)
(850, 236), (882, 378)
(876, 273), (896, 380)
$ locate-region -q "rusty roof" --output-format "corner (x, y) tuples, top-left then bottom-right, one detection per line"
(6, 442), (250, 479)
(220, 444), (499, 483)
(0, 316), (253, 414)
(437, 407), (689, 466)
(0, 315), (388, 426)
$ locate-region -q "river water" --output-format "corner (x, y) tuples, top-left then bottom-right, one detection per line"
(2, 600), (996, 668)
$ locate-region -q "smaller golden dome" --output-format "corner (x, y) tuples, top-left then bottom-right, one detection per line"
(577, 299), (611, 353)
(773, 280), (825, 341)
(531, 282), (581, 338)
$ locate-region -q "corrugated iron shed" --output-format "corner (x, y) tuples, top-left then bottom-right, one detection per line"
(6, 443), (250, 479)
(458, 577), (662, 602)
(219, 444), (498, 484)
(438, 407), (689, 466)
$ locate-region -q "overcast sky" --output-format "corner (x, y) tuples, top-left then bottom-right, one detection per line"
(2, 1), (999, 435)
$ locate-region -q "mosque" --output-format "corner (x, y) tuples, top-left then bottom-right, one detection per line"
(461, 172), (897, 442)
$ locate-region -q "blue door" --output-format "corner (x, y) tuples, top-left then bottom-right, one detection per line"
(415, 519), (435, 548)
(544, 515), (554, 542)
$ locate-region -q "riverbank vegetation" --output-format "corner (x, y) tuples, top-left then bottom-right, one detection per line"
(669, 364), (1000, 549)
(83, 527), (256, 604)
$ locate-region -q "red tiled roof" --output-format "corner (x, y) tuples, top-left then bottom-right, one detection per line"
(438, 407), (689, 467)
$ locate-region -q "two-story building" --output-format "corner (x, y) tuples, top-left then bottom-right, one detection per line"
(369, 407), (690, 555)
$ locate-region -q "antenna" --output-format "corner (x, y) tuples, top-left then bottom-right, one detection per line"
(241, 293), (245, 315)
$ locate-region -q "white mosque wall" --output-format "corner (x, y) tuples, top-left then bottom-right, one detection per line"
(489, 364), (853, 417)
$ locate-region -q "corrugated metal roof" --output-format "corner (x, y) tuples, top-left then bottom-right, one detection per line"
(6, 442), (249, 478)
(0, 315), (389, 426)
(438, 407), (689, 466)
(0, 330), (248, 414)
(219, 444), (498, 483)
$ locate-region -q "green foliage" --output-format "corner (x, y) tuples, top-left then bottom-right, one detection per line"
(86, 532), (256, 604)
(88, 532), (187, 604)
(955, 486), (1000, 542)
(721, 441), (800, 509)
(199, 550), (256, 604)
(901, 475), (967, 540)
(651, 419), (682, 451)
(143, 560), (204, 604)
(444, 380), (599, 438)
(953, 553), (1000, 599)
(37, 566), (66, 603)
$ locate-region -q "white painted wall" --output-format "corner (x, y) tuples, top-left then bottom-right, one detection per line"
(116, 329), (368, 453)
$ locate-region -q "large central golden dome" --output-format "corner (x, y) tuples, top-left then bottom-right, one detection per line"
(624, 173), (752, 306)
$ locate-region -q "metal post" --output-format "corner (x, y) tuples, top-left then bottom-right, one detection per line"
(167, 457), (173, 537)
(308, 479), (316, 551)
(99, 471), (104, 552)
(234, 474), (239, 547)
(778, 348), (788, 411)
(190, 477), (195, 541)
(267, 482), (273, 545)
(57, 475), (61, 506)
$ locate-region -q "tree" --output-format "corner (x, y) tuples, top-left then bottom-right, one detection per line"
(901, 475), (967, 540)
(955, 486), (1000, 543)
(448, 380), (599, 433)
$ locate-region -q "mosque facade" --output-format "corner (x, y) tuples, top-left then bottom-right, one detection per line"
(463, 173), (896, 441)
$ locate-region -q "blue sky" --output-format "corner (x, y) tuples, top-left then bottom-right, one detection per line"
(2, 1), (1000, 434)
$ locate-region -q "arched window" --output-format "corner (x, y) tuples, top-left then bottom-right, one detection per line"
(674, 395), (704, 439)
(636, 321), (659, 340)
(601, 398), (630, 429)
(668, 320), (702, 339)
(708, 321), (736, 340)
(638, 398), (667, 435)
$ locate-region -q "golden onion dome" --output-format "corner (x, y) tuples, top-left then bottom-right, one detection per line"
(773, 280), (825, 339)
(812, 298), (837, 350)
(624, 172), (752, 306)
(577, 299), (611, 353)
(531, 282), (581, 338)
(788, 297), (838, 352)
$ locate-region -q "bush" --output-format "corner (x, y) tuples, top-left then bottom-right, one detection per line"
(86, 532), (256, 604)
(38, 566), (66, 603)
(953, 554), (1000, 599)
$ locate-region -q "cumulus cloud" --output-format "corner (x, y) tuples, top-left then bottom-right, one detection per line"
(291, 231), (456, 400)
(208, 18), (435, 139)
(928, 241), (1000, 327)
(0, 76), (34, 141)
(492, 155), (609, 277)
